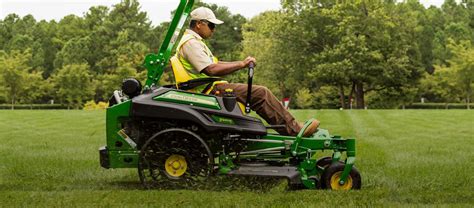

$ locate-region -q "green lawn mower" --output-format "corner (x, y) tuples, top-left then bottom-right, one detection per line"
(99, 0), (361, 190)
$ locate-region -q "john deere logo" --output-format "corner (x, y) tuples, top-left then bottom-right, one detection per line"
(167, 93), (215, 106)
(154, 91), (220, 110)
(211, 115), (235, 125)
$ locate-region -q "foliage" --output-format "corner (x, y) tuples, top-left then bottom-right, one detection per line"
(312, 86), (342, 109)
(83, 100), (108, 110)
(51, 64), (93, 109)
(245, 1), (428, 109)
(242, 11), (291, 98)
(0, 50), (27, 106)
(420, 39), (474, 107)
(442, 40), (474, 107)
(295, 88), (313, 109)
(0, 49), (52, 107)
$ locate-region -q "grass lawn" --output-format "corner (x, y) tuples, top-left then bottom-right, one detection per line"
(0, 110), (473, 207)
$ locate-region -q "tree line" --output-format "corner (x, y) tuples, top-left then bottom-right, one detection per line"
(0, 0), (472, 109)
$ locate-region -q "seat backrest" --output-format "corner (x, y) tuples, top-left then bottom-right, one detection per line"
(170, 55), (193, 86)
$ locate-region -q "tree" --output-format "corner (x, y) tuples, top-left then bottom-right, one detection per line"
(0, 50), (31, 108)
(295, 88), (314, 109)
(55, 15), (88, 45)
(418, 70), (461, 104)
(54, 37), (91, 69)
(242, 11), (294, 99)
(33, 20), (59, 78)
(97, 0), (151, 71)
(307, 2), (422, 108)
(17, 71), (52, 106)
(84, 6), (110, 74)
(94, 29), (147, 100)
(52, 64), (94, 109)
(437, 40), (474, 108)
(1, 0), (472, 109)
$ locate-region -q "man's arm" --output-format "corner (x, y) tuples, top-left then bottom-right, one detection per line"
(202, 61), (244, 76)
(203, 56), (256, 76)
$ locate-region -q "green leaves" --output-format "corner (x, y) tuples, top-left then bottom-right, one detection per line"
(438, 40), (474, 105)
(54, 37), (91, 69)
(51, 64), (93, 109)
(295, 88), (314, 109)
(0, 0), (472, 109)
(0, 49), (49, 108)
(243, 1), (427, 109)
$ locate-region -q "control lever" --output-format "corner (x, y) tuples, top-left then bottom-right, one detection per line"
(245, 62), (255, 114)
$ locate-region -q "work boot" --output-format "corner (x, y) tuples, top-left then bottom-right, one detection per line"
(300, 119), (320, 137)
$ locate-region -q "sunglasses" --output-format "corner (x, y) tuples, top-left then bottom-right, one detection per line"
(200, 20), (215, 30)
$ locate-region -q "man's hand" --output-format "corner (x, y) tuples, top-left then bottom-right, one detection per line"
(241, 56), (256, 68)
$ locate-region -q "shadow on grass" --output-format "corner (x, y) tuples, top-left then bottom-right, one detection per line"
(204, 175), (289, 193)
(107, 180), (144, 190)
(108, 176), (291, 193)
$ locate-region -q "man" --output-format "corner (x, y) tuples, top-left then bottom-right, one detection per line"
(176, 7), (319, 136)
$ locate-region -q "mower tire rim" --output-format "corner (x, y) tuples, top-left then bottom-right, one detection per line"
(330, 171), (353, 190)
(165, 154), (187, 177)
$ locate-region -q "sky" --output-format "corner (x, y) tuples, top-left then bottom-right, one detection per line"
(0, 0), (446, 25)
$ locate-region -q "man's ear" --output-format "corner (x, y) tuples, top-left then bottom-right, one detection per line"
(195, 21), (201, 30)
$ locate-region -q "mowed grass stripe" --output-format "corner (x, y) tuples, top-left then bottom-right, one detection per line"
(0, 110), (473, 206)
(0, 110), (114, 192)
(350, 110), (474, 203)
(343, 110), (393, 193)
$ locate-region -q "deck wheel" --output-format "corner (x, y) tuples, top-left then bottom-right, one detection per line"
(322, 163), (361, 190)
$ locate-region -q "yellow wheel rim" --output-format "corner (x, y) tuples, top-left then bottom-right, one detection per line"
(330, 171), (353, 190)
(165, 154), (187, 177)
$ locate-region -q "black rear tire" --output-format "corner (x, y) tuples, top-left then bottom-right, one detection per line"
(138, 128), (213, 189)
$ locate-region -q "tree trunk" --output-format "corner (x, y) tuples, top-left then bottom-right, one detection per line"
(355, 82), (365, 109)
(11, 93), (15, 110)
(338, 84), (346, 109)
(467, 94), (470, 110)
(279, 82), (286, 99)
(348, 82), (356, 109)
(279, 81), (287, 107)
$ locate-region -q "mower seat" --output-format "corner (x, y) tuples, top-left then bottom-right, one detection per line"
(170, 56), (247, 114)
(170, 56), (227, 94)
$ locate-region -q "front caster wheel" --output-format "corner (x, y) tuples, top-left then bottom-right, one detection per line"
(321, 163), (361, 190)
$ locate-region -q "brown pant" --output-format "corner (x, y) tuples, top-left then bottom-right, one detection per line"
(214, 83), (301, 136)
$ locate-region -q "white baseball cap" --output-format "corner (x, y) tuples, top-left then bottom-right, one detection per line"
(190, 7), (224, 25)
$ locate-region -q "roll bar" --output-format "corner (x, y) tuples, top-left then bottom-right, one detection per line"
(143, 0), (195, 89)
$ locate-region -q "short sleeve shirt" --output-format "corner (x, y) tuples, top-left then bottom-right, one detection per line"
(179, 29), (214, 73)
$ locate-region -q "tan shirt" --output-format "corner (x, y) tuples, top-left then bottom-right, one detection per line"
(179, 29), (214, 73)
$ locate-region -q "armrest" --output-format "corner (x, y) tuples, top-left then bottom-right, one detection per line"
(177, 77), (224, 92)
